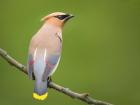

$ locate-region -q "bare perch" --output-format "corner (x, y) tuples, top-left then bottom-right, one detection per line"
(0, 48), (112, 105)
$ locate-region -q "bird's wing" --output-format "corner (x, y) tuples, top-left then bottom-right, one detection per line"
(42, 33), (62, 81)
(42, 54), (60, 81)
(27, 47), (60, 81)
(27, 53), (34, 80)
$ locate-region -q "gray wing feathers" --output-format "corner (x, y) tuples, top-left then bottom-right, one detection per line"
(42, 55), (60, 81)
(27, 54), (34, 80)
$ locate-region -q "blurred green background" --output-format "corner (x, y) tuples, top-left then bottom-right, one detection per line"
(0, 0), (140, 105)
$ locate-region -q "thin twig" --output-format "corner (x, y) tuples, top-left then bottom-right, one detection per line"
(0, 48), (113, 105)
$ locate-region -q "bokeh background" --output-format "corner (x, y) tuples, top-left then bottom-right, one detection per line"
(0, 0), (140, 105)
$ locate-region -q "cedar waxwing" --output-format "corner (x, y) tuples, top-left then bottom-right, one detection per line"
(27, 12), (74, 101)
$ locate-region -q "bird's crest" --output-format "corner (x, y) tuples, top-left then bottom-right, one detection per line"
(41, 12), (66, 22)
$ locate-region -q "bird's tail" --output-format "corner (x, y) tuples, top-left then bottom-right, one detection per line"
(33, 79), (48, 101)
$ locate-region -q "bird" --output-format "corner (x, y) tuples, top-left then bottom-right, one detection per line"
(27, 12), (74, 101)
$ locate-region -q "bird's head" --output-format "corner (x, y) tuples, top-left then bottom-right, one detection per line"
(41, 12), (74, 27)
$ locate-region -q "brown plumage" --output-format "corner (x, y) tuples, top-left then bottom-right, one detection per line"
(27, 12), (74, 100)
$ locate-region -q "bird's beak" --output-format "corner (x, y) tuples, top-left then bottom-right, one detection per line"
(64, 14), (74, 22)
(68, 14), (74, 19)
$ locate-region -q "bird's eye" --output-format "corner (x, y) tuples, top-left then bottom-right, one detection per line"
(55, 15), (69, 20)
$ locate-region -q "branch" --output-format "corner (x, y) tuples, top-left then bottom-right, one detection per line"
(0, 48), (113, 105)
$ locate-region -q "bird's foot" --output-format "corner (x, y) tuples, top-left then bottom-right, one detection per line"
(48, 76), (52, 83)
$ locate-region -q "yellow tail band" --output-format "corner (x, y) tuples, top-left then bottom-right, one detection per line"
(33, 92), (48, 101)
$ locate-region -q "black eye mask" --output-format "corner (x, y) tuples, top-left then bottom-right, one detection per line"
(55, 15), (69, 20)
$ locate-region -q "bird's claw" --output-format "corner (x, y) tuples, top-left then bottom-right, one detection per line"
(48, 77), (52, 83)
